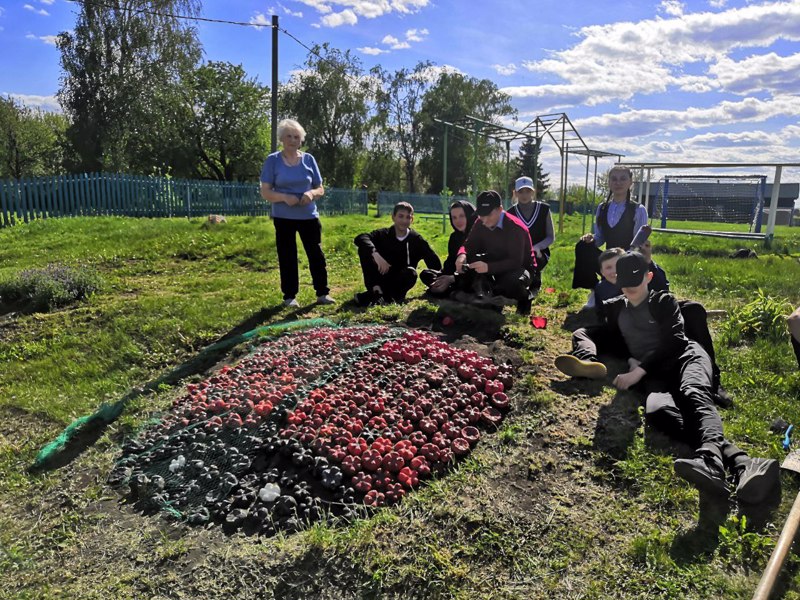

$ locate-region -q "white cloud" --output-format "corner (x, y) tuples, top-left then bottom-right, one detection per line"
(405, 27), (428, 42)
(573, 95), (800, 138)
(493, 63), (518, 76)
(24, 4), (50, 16)
(708, 52), (800, 95)
(39, 0), (55, 5)
(26, 33), (58, 45)
(296, 0), (429, 26)
(358, 46), (388, 55)
(321, 9), (357, 27)
(381, 34), (409, 49)
(709, 0), (727, 7)
(5, 93), (60, 112)
(281, 4), (303, 17)
(249, 12), (273, 27)
(658, 1), (685, 17)
(507, 2), (800, 109)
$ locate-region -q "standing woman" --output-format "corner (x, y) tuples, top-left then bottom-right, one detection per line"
(572, 165), (649, 303)
(260, 119), (335, 307)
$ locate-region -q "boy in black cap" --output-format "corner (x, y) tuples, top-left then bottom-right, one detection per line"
(554, 251), (778, 504)
(453, 190), (537, 314)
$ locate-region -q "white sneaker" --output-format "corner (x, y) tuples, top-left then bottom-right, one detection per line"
(316, 295), (336, 305)
(284, 298), (299, 307)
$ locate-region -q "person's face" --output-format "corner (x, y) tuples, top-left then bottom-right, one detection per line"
(621, 275), (650, 306)
(478, 207), (502, 229)
(393, 209), (413, 231)
(608, 169), (632, 197)
(280, 128), (303, 151)
(450, 207), (468, 233)
(600, 255), (620, 283)
(639, 239), (653, 263)
(515, 187), (535, 204)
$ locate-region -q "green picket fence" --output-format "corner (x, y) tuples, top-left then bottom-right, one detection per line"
(0, 173), (368, 227)
(377, 191), (475, 232)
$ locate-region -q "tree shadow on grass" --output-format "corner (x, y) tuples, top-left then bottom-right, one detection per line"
(29, 304), (287, 474)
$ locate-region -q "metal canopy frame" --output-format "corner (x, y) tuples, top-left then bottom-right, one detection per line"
(616, 161), (800, 237)
(435, 113), (623, 233)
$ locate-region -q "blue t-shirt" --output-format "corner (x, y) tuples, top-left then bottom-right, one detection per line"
(260, 151), (322, 220)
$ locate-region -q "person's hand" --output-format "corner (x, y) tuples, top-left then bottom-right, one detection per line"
(580, 233), (595, 244)
(469, 261), (489, 274)
(454, 254), (467, 273)
(430, 275), (454, 293)
(284, 194), (300, 207)
(627, 357), (641, 370)
(534, 248), (543, 259)
(642, 224), (652, 236)
(613, 366), (646, 390)
(373, 252), (390, 275)
(300, 191), (314, 205)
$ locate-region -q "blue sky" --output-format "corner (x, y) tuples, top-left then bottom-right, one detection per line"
(2, 0), (800, 183)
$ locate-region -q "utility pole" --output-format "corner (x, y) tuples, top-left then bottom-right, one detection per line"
(271, 15), (279, 152)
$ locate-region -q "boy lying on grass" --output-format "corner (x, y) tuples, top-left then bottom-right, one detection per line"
(555, 251), (779, 504)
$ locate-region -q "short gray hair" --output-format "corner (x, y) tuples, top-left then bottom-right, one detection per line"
(277, 118), (306, 142)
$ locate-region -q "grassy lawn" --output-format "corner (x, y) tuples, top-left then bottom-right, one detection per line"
(1, 212), (799, 599)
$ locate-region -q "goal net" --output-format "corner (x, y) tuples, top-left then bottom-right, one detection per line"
(649, 174), (766, 234)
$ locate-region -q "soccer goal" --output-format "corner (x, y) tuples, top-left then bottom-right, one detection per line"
(650, 174), (767, 238)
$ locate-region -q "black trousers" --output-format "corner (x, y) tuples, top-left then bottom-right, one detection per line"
(793, 335), (800, 369)
(357, 247), (418, 302)
(420, 269), (456, 298)
(572, 240), (601, 289)
(571, 329), (746, 468)
(460, 268), (531, 301)
(679, 300), (721, 388)
(273, 217), (329, 300)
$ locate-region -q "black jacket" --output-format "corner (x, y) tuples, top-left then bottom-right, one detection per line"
(354, 227), (442, 271)
(443, 200), (477, 274)
(598, 290), (689, 374)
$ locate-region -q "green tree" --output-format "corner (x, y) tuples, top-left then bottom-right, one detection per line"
(280, 43), (374, 187)
(417, 72), (515, 195)
(0, 96), (68, 179)
(514, 137), (549, 198)
(179, 61), (270, 181)
(57, 0), (202, 173)
(373, 61), (434, 193)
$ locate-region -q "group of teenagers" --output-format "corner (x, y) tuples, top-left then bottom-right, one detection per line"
(261, 118), (795, 507)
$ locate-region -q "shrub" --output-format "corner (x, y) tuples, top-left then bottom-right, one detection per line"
(719, 289), (792, 346)
(0, 263), (102, 311)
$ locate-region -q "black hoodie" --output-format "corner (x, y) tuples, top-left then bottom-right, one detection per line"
(442, 200), (478, 274)
(354, 226), (441, 271)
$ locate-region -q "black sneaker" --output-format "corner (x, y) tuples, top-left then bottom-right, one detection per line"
(735, 457), (780, 504)
(713, 386), (734, 409)
(354, 291), (376, 307)
(674, 453), (730, 495)
(516, 298), (532, 316)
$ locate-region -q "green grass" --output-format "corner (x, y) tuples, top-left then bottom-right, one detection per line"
(0, 212), (799, 599)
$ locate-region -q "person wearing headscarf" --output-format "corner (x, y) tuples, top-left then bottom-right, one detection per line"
(420, 200), (478, 297)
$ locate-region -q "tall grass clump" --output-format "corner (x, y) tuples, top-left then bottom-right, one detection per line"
(0, 263), (102, 311)
(719, 289), (792, 346)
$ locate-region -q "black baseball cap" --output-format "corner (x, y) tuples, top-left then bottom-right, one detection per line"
(615, 251), (648, 288)
(476, 190), (502, 216)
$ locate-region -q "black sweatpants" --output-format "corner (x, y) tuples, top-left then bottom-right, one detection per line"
(679, 300), (722, 389)
(793, 335), (800, 369)
(273, 217), (330, 300)
(357, 247), (418, 302)
(461, 268), (531, 301)
(571, 329), (747, 469)
(572, 240), (602, 289)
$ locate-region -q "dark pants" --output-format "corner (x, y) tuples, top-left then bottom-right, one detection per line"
(572, 240), (601, 289)
(572, 328), (747, 469)
(461, 268), (531, 301)
(357, 247), (418, 302)
(273, 217), (329, 300)
(679, 301), (721, 388)
(793, 335), (800, 369)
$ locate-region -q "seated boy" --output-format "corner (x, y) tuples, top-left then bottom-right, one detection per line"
(353, 201), (441, 306)
(596, 240), (732, 407)
(453, 190), (537, 315)
(554, 251), (778, 503)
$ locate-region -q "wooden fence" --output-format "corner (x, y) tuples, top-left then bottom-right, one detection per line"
(0, 173), (368, 227)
